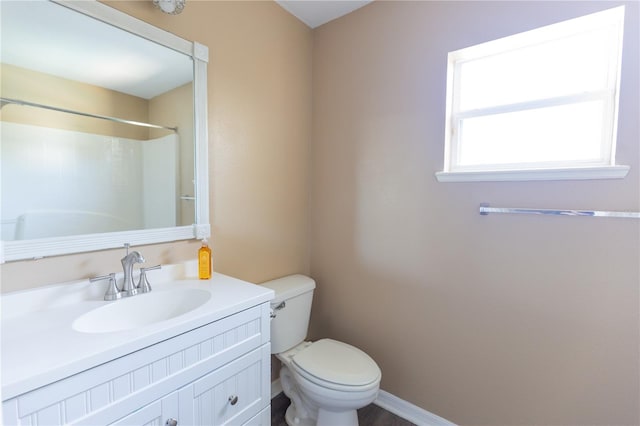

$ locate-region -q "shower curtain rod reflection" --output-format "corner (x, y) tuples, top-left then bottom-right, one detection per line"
(479, 203), (640, 219)
(0, 97), (178, 132)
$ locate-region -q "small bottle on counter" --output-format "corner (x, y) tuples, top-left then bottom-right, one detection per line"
(198, 239), (212, 279)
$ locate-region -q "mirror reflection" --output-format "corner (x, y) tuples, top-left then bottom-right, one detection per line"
(1, 1), (196, 242)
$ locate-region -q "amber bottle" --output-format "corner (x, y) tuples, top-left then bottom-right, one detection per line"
(198, 240), (212, 279)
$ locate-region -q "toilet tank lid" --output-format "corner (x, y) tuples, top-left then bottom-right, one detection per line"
(260, 274), (316, 304)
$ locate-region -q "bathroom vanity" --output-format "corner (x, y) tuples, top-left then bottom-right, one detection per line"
(1, 263), (274, 425)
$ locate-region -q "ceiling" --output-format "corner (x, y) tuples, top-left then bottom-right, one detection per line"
(275, 0), (373, 28)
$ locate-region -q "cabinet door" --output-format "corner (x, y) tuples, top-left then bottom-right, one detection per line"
(178, 345), (270, 426)
(110, 390), (179, 426)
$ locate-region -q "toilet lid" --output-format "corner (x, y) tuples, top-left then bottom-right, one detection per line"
(292, 339), (381, 387)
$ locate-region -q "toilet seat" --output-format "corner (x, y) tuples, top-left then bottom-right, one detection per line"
(291, 339), (381, 391)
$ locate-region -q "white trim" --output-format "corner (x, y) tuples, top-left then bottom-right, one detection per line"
(454, 90), (611, 121)
(270, 381), (456, 426)
(193, 41), (209, 62)
(435, 165), (630, 182)
(375, 390), (456, 426)
(193, 41), (210, 232)
(1, 227), (195, 263)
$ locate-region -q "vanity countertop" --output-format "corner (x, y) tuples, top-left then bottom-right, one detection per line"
(1, 264), (274, 400)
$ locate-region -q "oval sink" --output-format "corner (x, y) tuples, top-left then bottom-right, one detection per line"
(73, 288), (211, 333)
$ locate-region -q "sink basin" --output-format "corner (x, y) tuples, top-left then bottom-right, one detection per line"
(72, 288), (211, 333)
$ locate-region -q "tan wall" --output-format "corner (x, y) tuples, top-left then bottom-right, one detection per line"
(0, 1), (312, 290)
(0, 64), (149, 140)
(310, 1), (639, 425)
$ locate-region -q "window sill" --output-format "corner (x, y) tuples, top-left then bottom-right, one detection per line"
(435, 165), (630, 182)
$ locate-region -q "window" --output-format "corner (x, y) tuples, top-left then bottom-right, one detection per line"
(436, 6), (628, 182)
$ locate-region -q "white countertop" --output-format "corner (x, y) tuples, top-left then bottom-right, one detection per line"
(1, 263), (274, 400)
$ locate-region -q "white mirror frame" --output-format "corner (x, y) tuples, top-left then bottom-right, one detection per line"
(0, 0), (210, 263)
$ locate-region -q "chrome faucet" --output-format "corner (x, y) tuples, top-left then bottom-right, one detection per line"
(90, 244), (161, 300)
(121, 244), (145, 297)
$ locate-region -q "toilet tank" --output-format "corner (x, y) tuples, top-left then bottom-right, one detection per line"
(261, 274), (316, 354)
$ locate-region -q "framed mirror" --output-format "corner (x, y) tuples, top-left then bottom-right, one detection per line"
(0, 0), (210, 263)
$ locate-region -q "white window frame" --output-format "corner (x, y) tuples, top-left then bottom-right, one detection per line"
(436, 6), (629, 182)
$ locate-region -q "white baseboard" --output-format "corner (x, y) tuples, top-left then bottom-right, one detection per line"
(374, 389), (456, 426)
(271, 380), (455, 426)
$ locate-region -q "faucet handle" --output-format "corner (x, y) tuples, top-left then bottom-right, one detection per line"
(90, 273), (121, 301)
(137, 265), (161, 293)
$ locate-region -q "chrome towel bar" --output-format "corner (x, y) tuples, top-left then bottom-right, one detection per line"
(479, 203), (640, 219)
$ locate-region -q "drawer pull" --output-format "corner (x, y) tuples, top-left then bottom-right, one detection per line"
(165, 419), (178, 426)
(228, 395), (239, 405)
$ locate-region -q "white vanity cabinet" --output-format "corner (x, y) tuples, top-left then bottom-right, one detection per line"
(2, 301), (272, 426)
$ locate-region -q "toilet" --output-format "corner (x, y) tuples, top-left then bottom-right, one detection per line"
(262, 275), (381, 426)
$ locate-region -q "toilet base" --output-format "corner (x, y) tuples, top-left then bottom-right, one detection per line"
(317, 408), (359, 426)
(284, 403), (314, 426)
(284, 401), (359, 426)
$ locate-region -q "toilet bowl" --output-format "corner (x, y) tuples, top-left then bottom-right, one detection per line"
(262, 275), (382, 426)
(283, 339), (381, 426)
